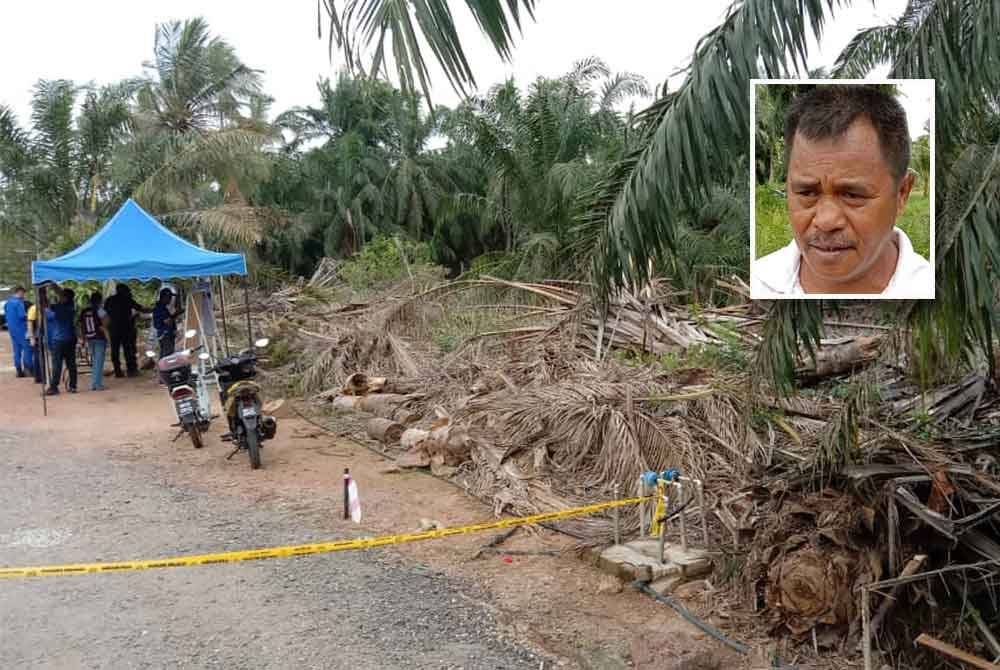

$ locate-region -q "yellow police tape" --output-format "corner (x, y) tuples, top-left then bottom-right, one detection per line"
(0, 495), (653, 579)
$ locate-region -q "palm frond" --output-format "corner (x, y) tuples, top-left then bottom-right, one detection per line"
(581, 0), (842, 297)
(161, 204), (288, 247)
(133, 128), (271, 210)
(318, 0), (536, 105)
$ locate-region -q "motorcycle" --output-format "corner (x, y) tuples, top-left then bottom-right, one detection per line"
(215, 337), (277, 469)
(150, 329), (212, 449)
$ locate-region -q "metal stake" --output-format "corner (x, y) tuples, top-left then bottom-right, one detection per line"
(658, 490), (669, 564)
(676, 481), (688, 553)
(612, 483), (621, 545)
(637, 480), (647, 536)
(343, 468), (350, 520)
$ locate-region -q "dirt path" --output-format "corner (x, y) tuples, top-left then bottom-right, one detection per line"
(0, 337), (723, 669)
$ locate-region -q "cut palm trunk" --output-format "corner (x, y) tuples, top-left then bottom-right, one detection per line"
(796, 336), (883, 380)
(366, 418), (404, 444)
(400, 428), (430, 450)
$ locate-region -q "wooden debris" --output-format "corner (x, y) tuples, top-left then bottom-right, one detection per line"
(914, 633), (1000, 670)
(870, 555), (927, 635)
(343, 372), (387, 395)
(400, 428), (430, 450)
(797, 336), (883, 379)
(366, 418), (404, 444)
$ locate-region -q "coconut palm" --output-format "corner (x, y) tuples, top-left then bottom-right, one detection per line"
(0, 79), (135, 249)
(122, 17), (275, 247)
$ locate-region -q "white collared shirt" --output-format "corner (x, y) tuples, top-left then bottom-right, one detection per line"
(751, 228), (934, 299)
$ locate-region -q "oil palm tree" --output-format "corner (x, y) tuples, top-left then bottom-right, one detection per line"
(832, 0), (1000, 384)
(443, 58), (648, 277)
(318, 0), (537, 106)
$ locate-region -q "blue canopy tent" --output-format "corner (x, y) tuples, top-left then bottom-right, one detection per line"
(30, 199), (250, 415)
(32, 199), (246, 283)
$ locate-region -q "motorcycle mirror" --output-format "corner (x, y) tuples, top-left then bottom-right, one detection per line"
(184, 329), (198, 339)
(254, 337), (270, 348)
(198, 352), (210, 361)
(145, 350), (156, 358)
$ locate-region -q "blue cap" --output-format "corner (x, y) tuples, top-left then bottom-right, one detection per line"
(660, 469), (679, 482)
(641, 471), (659, 487)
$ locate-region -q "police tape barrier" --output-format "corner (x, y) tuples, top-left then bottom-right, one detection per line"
(0, 495), (654, 579)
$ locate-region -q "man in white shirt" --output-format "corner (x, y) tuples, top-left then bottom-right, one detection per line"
(751, 85), (933, 299)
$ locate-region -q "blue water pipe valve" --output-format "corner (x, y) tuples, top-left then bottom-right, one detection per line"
(641, 471), (659, 487)
(660, 468), (679, 482)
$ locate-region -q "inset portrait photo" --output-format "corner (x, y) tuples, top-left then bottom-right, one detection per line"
(750, 80), (935, 299)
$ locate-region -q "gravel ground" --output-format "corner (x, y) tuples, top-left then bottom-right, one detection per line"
(0, 429), (545, 670)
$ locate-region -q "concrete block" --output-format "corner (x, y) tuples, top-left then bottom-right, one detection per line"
(593, 540), (712, 585)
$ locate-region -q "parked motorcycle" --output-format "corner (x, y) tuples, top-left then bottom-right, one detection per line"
(150, 329), (212, 449)
(216, 337), (277, 469)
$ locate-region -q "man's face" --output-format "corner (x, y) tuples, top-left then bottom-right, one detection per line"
(14, 289), (24, 299)
(786, 118), (914, 284)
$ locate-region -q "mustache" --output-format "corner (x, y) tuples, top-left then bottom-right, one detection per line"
(804, 233), (857, 250)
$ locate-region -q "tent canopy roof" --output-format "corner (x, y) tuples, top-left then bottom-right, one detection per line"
(31, 199), (247, 284)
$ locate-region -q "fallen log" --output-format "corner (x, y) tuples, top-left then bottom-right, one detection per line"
(332, 395), (361, 410)
(397, 449), (430, 468)
(797, 336), (883, 380)
(332, 393), (422, 423)
(343, 372), (386, 395)
(357, 393), (412, 414)
(366, 418), (404, 444)
(400, 428), (430, 450)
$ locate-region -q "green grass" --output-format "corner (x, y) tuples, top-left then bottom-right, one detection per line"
(754, 184), (931, 260)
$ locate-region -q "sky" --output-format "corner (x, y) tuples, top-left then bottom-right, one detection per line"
(1, 1), (922, 134)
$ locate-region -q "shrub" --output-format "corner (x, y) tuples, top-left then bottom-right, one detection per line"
(337, 235), (436, 290)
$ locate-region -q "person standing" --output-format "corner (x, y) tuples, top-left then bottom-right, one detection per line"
(79, 292), (109, 391)
(26, 287), (46, 383)
(104, 284), (149, 378)
(3, 286), (32, 377)
(153, 287), (184, 359)
(45, 288), (78, 395)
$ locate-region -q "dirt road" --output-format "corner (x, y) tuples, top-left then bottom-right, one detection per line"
(0, 337), (721, 669)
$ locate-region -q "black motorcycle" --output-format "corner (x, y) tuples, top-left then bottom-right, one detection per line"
(151, 329), (212, 449)
(215, 337), (277, 469)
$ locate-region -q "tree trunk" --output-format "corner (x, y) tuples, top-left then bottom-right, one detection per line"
(796, 336), (883, 380)
(366, 418), (404, 444)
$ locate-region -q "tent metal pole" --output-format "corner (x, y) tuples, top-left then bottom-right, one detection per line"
(36, 285), (46, 417)
(242, 278), (252, 350)
(218, 276), (230, 355)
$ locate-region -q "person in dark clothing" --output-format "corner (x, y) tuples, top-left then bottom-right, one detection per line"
(79, 292), (109, 391)
(27, 287), (47, 383)
(104, 284), (150, 378)
(46, 288), (77, 395)
(153, 287), (184, 359)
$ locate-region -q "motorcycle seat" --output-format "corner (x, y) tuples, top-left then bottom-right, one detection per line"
(157, 351), (192, 372)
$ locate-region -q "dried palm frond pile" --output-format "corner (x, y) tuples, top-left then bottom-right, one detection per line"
(244, 269), (1000, 668)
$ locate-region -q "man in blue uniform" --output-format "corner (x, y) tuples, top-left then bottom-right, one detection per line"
(3, 286), (32, 377)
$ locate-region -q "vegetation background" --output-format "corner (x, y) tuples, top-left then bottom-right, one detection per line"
(2, 0), (999, 391)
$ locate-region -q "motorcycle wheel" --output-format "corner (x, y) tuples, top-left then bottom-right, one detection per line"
(187, 424), (204, 449)
(245, 426), (261, 469)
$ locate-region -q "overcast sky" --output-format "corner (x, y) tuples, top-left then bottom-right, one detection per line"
(1, 1), (924, 135)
